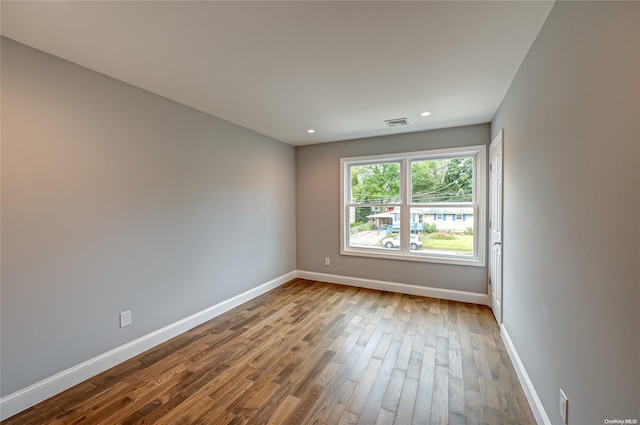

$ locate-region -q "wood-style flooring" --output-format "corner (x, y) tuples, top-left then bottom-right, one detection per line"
(3, 279), (536, 425)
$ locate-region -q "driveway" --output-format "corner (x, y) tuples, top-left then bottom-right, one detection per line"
(349, 230), (382, 246)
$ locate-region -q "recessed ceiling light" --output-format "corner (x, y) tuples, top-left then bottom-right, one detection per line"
(420, 111), (432, 117)
(307, 129), (316, 134)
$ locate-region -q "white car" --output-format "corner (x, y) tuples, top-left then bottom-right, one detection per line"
(382, 235), (423, 250)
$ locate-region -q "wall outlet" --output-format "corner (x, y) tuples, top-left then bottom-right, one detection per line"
(119, 310), (132, 328)
(324, 257), (331, 266)
(559, 389), (568, 424)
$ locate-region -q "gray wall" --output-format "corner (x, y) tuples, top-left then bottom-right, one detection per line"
(492, 2), (639, 423)
(296, 124), (490, 293)
(0, 38), (296, 396)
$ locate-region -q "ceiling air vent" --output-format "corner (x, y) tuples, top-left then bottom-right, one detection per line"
(385, 117), (409, 127)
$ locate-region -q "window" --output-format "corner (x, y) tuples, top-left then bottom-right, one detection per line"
(340, 145), (486, 266)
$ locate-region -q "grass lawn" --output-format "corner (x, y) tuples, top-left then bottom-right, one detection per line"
(421, 234), (473, 253)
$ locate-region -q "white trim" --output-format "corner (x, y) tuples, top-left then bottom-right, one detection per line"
(296, 270), (490, 305)
(0, 271), (296, 421)
(337, 248), (486, 267)
(340, 145), (488, 164)
(340, 157), (347, 259)
(500, 324), (552, 425)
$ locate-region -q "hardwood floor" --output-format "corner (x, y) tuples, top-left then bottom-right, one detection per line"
(3, 279), (536, 425)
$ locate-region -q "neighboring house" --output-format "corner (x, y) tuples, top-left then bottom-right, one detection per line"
(414, 207), (474, 233)
(366, 210), (394, 229)
(367, 207), (473, 233)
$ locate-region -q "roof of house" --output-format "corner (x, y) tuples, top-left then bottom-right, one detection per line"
(413, 207), (474, 215)
(367, 207), (473, 219)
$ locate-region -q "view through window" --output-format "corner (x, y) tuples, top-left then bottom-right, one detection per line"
(341, 146), (486, 266)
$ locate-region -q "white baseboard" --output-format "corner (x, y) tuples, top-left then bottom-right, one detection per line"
(500, 324), (552, 425)
(296, 270), (490, 305)
(0, 271), (296, 421)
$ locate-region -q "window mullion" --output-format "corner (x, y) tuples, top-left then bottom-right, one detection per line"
(401, 159), (410, 253)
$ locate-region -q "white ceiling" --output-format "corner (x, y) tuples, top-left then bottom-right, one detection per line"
(1, 1), (554, 146)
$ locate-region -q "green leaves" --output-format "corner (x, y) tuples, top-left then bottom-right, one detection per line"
(350, 163), (400, 203)
(412, 157), (473, 202)
(350, 157), (473, 205)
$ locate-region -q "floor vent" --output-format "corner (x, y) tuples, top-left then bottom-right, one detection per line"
(385, 117), (409, 127)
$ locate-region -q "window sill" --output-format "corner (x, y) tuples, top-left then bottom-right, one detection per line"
(341, 247), (485, 267)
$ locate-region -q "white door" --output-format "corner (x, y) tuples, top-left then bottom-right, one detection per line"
(489, 130), (503, 324)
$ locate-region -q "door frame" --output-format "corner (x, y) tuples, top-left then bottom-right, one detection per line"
(489, 130), (504, 324)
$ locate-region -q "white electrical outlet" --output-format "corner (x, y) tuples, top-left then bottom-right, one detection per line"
(119, 310), (132, 328)
(324, 257), (331, 266)
(559, 389), (568, 424)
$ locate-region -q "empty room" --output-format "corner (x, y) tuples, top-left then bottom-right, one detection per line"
(1, 1), (638, 424)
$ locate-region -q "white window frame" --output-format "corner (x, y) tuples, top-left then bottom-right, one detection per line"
(340, 145), (486, 267)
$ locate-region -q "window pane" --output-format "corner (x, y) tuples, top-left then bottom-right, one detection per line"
(350, 162), (400, 204)
(348, 206), (400, 250)
(411, 207), (474, 256)
(411, 157), (473, 203)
